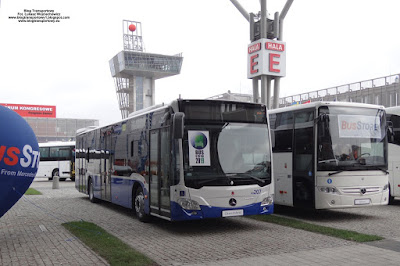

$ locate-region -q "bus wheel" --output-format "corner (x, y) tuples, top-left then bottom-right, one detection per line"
(389, 185), (395, 205)
(134, 186), (149, 222)
(52, 169), (59, 179)
(89, 178), (98, 203)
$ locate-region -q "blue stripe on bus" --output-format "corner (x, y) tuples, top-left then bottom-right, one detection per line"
(91, 176), (149, 212)
(170, 201), (274, 221)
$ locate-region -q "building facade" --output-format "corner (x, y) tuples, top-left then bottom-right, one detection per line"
(0, 103), (98, 143)
(25, 117), (98, 143)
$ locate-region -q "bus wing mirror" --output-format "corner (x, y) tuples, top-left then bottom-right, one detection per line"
(173, 112), (185, 139)
(387, 121), (394, 140)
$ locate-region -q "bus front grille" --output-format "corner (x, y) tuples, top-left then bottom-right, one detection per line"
(340, 187), (381, 195)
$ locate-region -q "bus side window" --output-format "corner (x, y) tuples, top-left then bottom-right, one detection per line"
(270, 112), (293, 152)
(40, 147), (49, 159)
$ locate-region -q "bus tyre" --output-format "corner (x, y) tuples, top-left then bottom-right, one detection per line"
(52, 169), (59, 179)
(89, 178), (98, 203)
(389, 186), (395, 205)
(134, 186), (149, 222)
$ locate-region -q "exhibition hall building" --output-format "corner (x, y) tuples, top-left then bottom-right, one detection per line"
(0, 103), (98, 143)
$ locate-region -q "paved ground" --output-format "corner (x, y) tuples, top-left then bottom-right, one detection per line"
(273, 201), (400, 241)
(1, 179), (400, 265)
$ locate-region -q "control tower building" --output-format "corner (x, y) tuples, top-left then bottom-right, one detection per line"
(109, 20), (183, 118)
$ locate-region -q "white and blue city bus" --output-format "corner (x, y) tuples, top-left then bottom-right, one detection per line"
(75, 99), (274, 221)
(269, 101), (389, 209)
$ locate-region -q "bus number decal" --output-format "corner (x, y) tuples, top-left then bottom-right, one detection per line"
(252, 189), (261, 195)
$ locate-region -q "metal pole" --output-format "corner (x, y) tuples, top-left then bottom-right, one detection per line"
(229, 0), (250, 22)
(272, 0), (294, 109)
(260, 0), (270, 107)
(252, 78), (259, 103)
(279, 0), (294, 40)
(261, 76), (266, 104)
(273, 77), (280, 108)
(260, 0), (267, 39)
(266, 76), (272, 108)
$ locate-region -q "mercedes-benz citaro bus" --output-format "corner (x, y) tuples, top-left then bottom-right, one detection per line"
(385, 106), (400, 203)
(268, 101), (389, 209)
(75, 99), (274, 222)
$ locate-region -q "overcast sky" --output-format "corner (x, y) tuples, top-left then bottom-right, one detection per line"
(1, 0), (400, 126)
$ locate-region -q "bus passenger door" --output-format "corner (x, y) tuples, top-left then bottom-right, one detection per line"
(149, 128), (171, 218)
(101, 132), (112, 202)
(293, 110), (315, 208)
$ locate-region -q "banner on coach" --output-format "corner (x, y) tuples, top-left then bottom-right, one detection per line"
(0, 103), (56, 118)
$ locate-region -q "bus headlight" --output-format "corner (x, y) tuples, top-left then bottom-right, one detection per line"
(261, 196), (274, 206)
(177, 198), (201, 210)
(383, 183), (389, 191)
(319, 187), (338, 194)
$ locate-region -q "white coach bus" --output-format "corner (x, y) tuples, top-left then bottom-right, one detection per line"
(269, 101), (389, 209)
(385, 106), (400, 203)
(38, 141), (75, 181)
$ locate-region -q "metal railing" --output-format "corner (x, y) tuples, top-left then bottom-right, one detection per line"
(279, 74), (400, 107)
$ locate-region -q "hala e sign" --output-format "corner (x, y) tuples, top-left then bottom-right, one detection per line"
(247, 39), (286, 78)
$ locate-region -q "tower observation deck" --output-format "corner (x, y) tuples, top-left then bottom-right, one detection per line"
(109, 20), (183, 118)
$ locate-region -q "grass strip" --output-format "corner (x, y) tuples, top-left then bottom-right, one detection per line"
(62, 221), (156, 266)
(25, 188), (42, 195)
(251, 214), (383, 242)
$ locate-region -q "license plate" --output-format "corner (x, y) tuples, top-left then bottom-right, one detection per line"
(355, 199), (371, 205)
(222, 209), (244, 217)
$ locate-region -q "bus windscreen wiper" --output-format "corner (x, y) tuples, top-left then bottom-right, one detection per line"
(231, 173), (266, 184)
(376, 167), (389, 174)
(328, 170), (343, 176)
(318, 159), (338, 165)
(196, 175), (232, 185)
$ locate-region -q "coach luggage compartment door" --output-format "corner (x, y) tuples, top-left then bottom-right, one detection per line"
(149, 127), (171, 218)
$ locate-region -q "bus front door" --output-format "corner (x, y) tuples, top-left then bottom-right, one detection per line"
(149, 128), (171, 218)
(293, 110), (315, 209)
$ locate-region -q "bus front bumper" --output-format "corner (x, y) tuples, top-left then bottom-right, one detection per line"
(315, 189), (389, 209)
(170, 201), (274, 221)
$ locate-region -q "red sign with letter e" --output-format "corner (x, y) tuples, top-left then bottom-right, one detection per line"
(247, 39), (286, 78)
